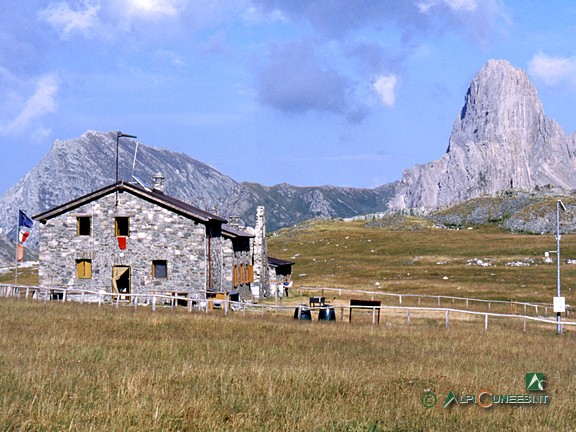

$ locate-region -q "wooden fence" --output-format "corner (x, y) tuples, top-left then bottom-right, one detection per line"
(1, 283), (575, 333)
(297, 285), (573, 318)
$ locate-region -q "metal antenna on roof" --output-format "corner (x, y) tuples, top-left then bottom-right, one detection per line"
(129, 140), (151, 191)
(131, 141), (139, 180)
(115, 131), (137, 208)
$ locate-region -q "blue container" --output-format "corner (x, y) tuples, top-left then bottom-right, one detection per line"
(318, 306), (336, 321)
(294, 305), (312, 320)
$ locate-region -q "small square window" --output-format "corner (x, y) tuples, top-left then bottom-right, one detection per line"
(77, 216), (92, 236)
(76, 259), (92, 279)
(115, 217), (130, 237)
(152, 260), (167, 279)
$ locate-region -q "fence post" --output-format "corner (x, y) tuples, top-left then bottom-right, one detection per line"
(445, 310), (449, 328)
(407, 309), (411, 326)
(399, 295), (402, 305)
(116, 296), (119, 309)
(523, 316), (526, 333)
(152, 296), (156, 312)
(438, 297), (441, 307)
(63, 289), (67, 303)
(488, 302), (491, 310)
(484, 314), (488, 331)
(524, 304), (527, 314)
(25, 287), (29, 300)
(466, 298), (469, 308)
(224, 299), (229, 316)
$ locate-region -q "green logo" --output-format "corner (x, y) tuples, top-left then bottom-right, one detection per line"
(421, 391), (437, 408)
(526, 373), (546, 391)
(443, 391), (457, 408)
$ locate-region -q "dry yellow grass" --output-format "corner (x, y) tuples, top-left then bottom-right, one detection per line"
(268, 219), (576, 304)
(0, 299), (575, 431)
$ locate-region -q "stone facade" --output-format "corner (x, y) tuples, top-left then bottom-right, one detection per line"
(251, 206), (270, 299)
(35, 182), (258, 303)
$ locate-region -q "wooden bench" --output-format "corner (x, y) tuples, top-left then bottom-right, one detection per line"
(309, 296), (325, 307)
(349, 299), (382, 323)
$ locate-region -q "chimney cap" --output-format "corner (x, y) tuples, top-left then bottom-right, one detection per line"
(152, 172), (165, 193)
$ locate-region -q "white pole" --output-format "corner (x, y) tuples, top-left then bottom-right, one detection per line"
(556, 201), (562, 334)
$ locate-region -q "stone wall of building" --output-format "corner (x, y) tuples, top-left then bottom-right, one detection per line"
(252, 206), (269, 298)
(38, 191), (220, 300)
(222, 236), (253, 300)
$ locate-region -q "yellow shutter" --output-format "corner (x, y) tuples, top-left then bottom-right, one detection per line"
(246, 265), (254, 283)
(240, 264), (245, 285)
(76, 259), (92, 279)
(85, 259), (92, 278)
(233, 265), (239, 286)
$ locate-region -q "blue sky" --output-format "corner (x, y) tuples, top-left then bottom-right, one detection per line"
(2, 0), (576, 195)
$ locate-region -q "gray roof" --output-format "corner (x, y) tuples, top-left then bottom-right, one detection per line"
(268, 257), (295, 267)
(33, 181), (227, 224)
(222, 224), (254, 239)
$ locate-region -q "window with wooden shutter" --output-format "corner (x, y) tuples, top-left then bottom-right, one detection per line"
(76, 259), (92, 279)
(115, 217), (130, 237)
(239, 264), (245, 285)
(233, 265), (239, 286)
(246, 265), (254, 283)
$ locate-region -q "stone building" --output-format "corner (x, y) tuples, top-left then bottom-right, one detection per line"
(33, 178), (265, 303)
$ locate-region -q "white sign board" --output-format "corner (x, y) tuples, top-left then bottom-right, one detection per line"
(553, 296), (566, 313)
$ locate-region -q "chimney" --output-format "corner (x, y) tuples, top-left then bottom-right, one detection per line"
(229, 215), (240, 228)
(152, 172), (165, 193)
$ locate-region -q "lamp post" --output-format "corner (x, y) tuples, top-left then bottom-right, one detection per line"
(115, 131), (137, 207)
(555, 200), (566, 335)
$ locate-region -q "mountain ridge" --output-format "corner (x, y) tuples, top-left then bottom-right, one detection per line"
(2, 58), (576, 264)
(0, 130), (396, 263)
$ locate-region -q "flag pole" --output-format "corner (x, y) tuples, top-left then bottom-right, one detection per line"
(14, 211), (19, 286)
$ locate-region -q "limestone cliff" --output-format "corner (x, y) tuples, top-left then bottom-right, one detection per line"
(390, 59), (576, 211)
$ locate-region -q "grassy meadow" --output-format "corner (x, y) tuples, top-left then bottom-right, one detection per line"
(1, 299), (575, 431)
(2, 218), (576, 430)
(268, 218), (576, 305)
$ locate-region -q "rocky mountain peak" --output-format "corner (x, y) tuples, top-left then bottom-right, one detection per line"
(390, 59), (576, 211)
(0, 131), (395, 263)
(450, 59), (544, 148)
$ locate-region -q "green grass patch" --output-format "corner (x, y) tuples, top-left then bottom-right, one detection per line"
(268, 219), (576, 304)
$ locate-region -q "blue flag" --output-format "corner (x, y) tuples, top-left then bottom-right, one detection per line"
(19, 210), (33, 229)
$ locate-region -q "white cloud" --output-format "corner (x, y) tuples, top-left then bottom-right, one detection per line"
(529, 52), (576, 86)
(373, 75), (397, 107)
(417, 0), (477, 14)
(124, 0), (183, 17)
(39, 1), (101, 40)
(243, 6), (286, 24)
(0, 75), (59, 135)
